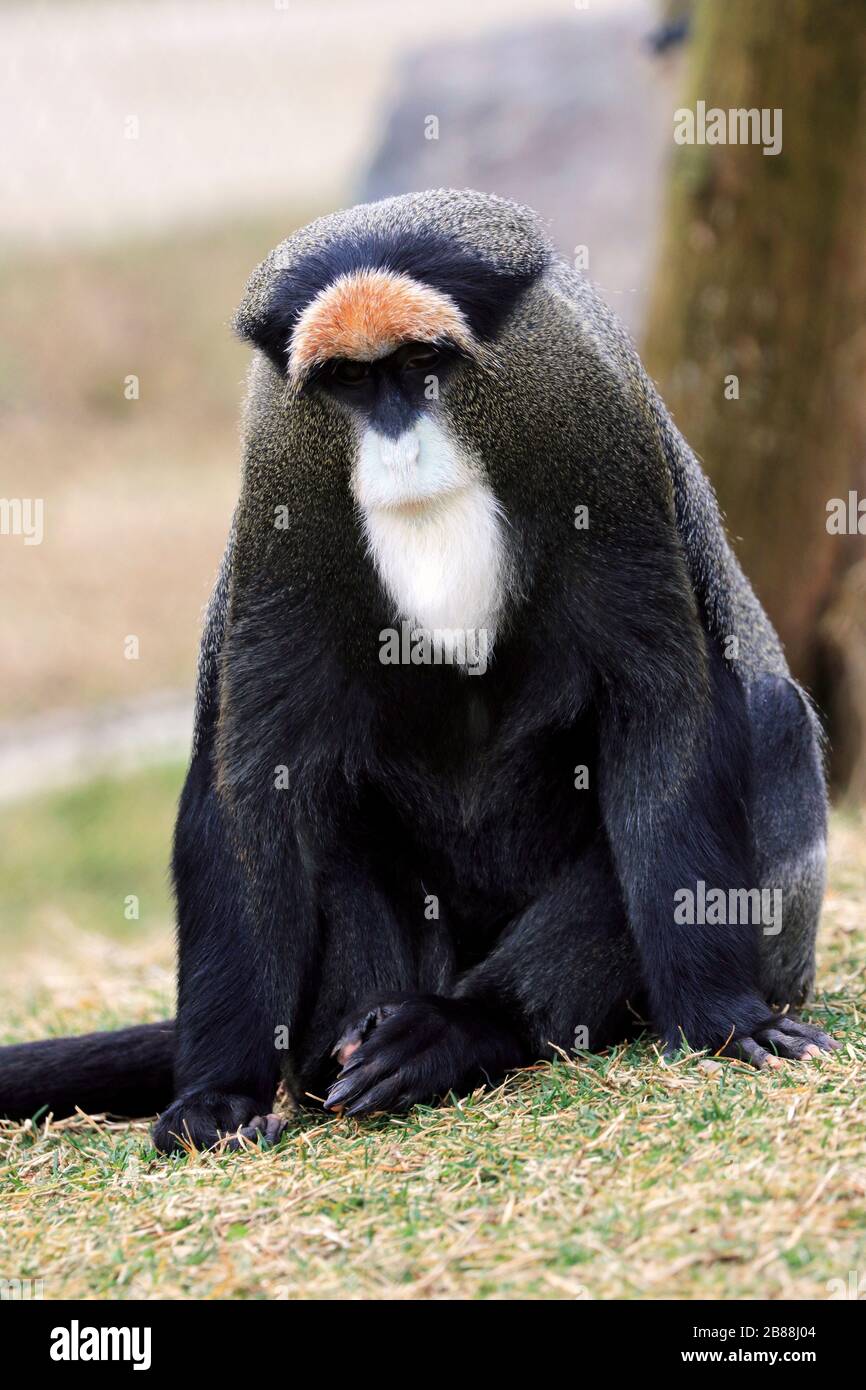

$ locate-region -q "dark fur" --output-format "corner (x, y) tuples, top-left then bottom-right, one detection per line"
(0, 192), (832, 1151)
(0, 1022), (174, 1121)
(241, 228), (543, 375)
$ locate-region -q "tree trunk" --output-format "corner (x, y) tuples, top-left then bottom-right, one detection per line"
(644, 0), (866, 797)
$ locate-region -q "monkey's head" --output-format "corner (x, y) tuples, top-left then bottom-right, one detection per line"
(232, 190), (656, 652)
(233, 191), (575, 512)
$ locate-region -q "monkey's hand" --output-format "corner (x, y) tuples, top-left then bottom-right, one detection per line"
(152, 1090), (285, 1154)
(324, 995), (525, 1116)
(721, 1014), (839, 1069)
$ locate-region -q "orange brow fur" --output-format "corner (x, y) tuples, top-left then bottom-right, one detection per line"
(288, 268), (478, 383)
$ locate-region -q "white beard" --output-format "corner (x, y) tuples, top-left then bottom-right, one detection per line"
(352, 417), (508, 663)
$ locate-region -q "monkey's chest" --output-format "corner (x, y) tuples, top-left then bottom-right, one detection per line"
(381, 693), (601, 922)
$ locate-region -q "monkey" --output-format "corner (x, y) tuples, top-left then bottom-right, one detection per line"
(0, 190), (837, 1153)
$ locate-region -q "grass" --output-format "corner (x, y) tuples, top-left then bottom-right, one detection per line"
(0, 778), (863, 1300)
(0, 763), (184, 949)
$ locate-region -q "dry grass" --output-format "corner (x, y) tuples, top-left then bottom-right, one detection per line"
(0, 810), (863, 1301)
(0, 211), (318, 718)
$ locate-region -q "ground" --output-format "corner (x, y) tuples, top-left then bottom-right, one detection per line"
(0, 772), (863, 1301)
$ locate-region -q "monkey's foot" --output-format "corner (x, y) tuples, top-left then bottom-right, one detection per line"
(324, 995), (525, 1116)
(152, 1090), (284, 1154)
(724, 1015), (839, 1069)
(225, 1113), (286, 1151)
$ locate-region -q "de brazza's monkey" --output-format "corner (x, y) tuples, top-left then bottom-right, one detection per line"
(0, 190), (836, 1152)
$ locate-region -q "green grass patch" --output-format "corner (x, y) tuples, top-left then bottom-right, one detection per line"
(0, 792), (863, 1299)
(0, 763), (184, 945)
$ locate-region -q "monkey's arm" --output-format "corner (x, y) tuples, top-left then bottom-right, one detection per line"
(598, 632), (763, 1052)
(449, 838), (642, 1055)
(596, 629), (832, 1061)
(323, 842), (635, 1116)
(151, 737), (296, 1153)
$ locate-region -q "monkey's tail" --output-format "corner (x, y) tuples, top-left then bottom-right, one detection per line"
(0, 1020), (175, 1122)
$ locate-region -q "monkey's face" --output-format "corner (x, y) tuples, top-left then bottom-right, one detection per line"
(238, 211), (548, 504)
(300, 336), (508, 642)
(270, 259), (518, 641)
(233, 201), (570, 645)
(279, 262), (498, 516)
(307, 341), (478, 512)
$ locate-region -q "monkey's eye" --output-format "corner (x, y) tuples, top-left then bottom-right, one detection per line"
(396, 344), (442, 373)
(330, 358), (372, 387)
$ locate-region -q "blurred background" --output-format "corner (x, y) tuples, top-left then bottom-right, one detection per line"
(0, 0), (864, 1017)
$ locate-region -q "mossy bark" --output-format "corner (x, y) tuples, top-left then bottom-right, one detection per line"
(644, 0), (866, 795)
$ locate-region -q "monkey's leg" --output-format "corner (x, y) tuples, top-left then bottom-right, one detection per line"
(290, 850), (456, 1102)
(748, 674), (828, 1010)
(324, 839), (641, 1116)
(455, 840), (641, 1056)
(152, 742), (305, 1154)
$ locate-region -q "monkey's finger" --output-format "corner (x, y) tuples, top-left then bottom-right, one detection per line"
(770, 1017), (839, 1051)
(343, 1077), (414, 1117)
(327, 1039), (401, 1099)
(724, 1037), (777, 1069)
(331, 1007), (381, 1059)
(331, 1041), (456, 1115)
(331, 1002), (411, 1066)
(261, 1113), (288, 1143)
(225, 1113), (286, 1150)
(332, 1008), (433, 1081)
(325, 1061), (394, 1112)
(326, 1029), (436, 1113)
(759, 1028), (827, 1061)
